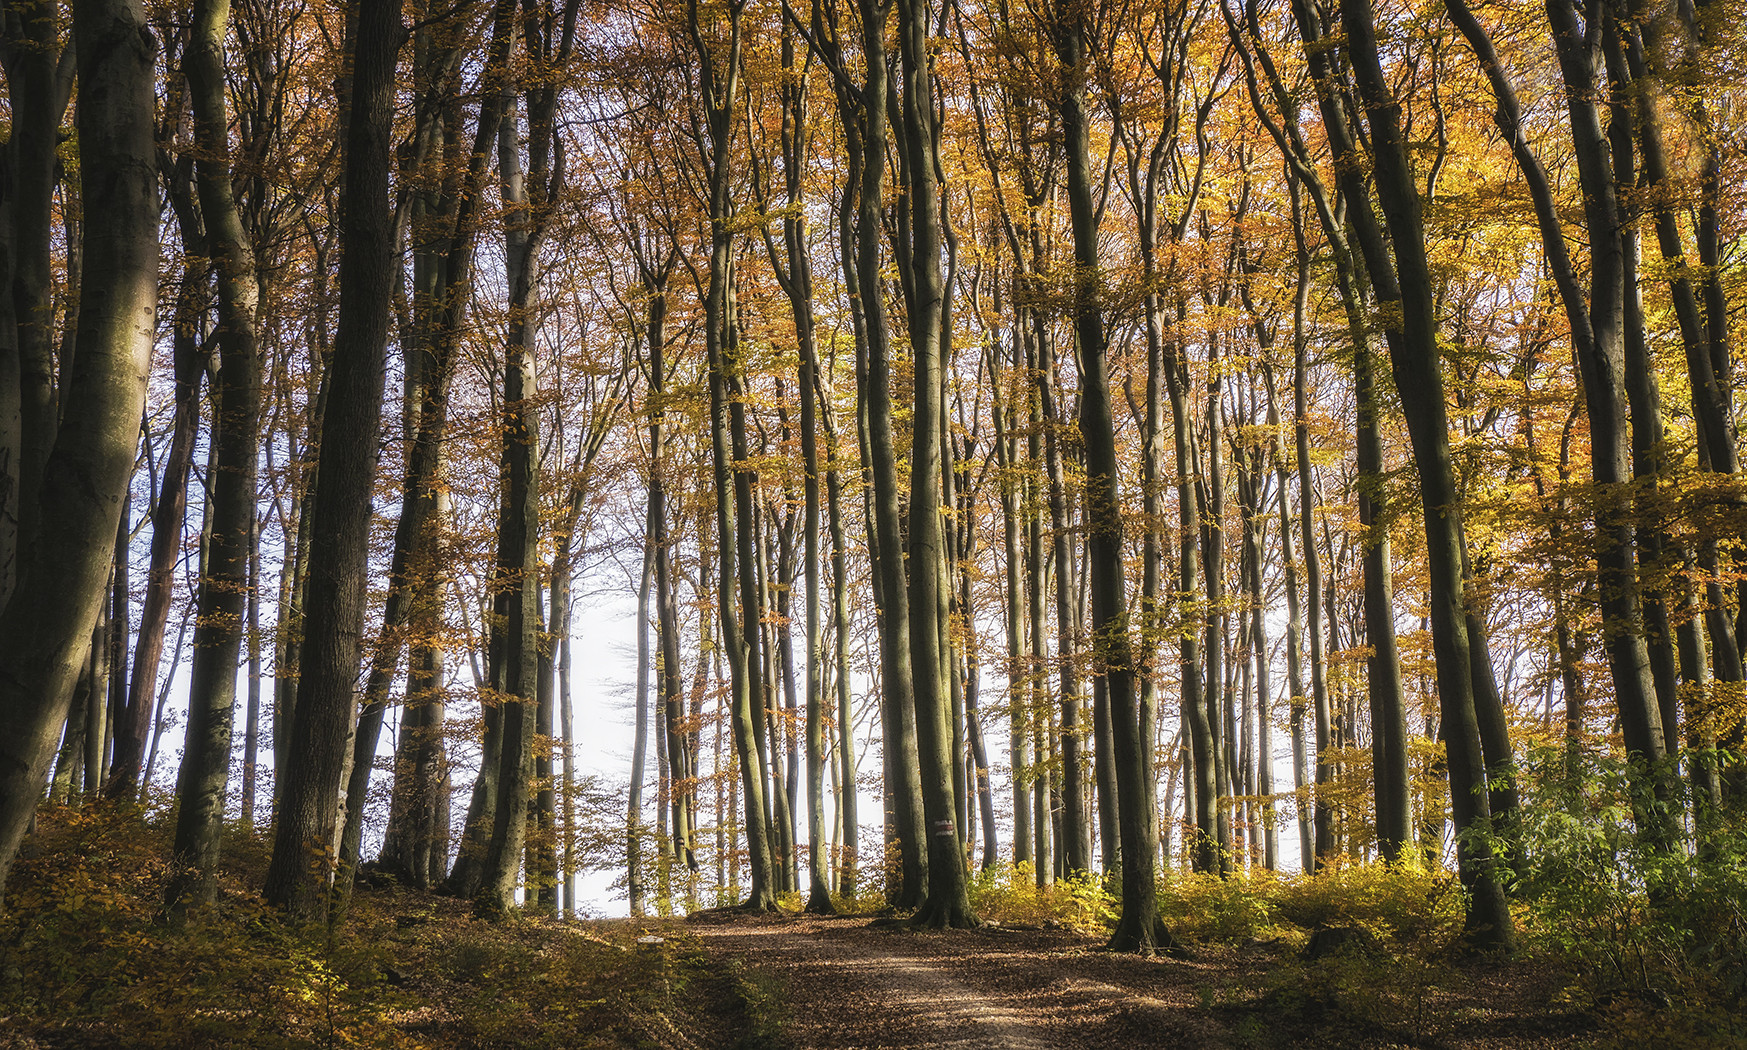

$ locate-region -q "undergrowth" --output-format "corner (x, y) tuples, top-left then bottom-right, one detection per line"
(1510, 746), (1747, 1049)
(1162, 748), (1747, 1049)
(0, 803), (780, 1049)
(966, 862), (1115, 930)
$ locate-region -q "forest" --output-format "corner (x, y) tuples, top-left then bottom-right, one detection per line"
(0, 0), (1744, 1042)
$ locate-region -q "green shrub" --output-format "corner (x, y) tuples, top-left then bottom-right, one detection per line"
(966, 862), (1115, 930)
(1513, 744), (1747, 1043)
(1274, 858), (1465, 953)
(1156, 870), (1285, 943)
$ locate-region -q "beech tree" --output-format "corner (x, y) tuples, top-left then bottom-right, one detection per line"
(7, 0), (1745, 948)
(0, 0), (157, 902)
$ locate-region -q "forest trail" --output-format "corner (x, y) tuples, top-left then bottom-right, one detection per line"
(691, 915), (1237, 1049)
(690, 914), (1590, 1049)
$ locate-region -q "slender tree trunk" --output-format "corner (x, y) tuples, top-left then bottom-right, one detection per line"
(896, 0), (972, 928)
(110, 280), (203, 798)
(1037, 344), (1086, 875)
(1165, 308), (1218, 873)
(1543, 0), (1676, 840)
(1337, 0), (1512, 945)
(1027, 327), (1054, 886)
(167, 0), (265, 917)
(994, 363), (1031, 868)
(1053, 13), (1169, 948)
(1354, 306), (1411, 862)
(821, 364), (859, 898)
(0, 0), (72, 593)
(629, 499), (655, 915)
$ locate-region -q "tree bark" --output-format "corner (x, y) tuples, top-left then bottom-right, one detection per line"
(166, 0), (264, 917)
(1336, 0), (1512, 945)
(262, 0), (403, 923)
(896, 0), (972, 928)
(0, 0), (156, 904)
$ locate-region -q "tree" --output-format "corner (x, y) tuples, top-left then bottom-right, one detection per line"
(166, 0), (265, 917)
(0, 0), (157, 903)
(262, 0), (404, 923)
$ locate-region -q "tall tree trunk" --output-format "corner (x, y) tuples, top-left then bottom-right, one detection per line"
(1165, 306), (1218, 873)
(1336, 0), (1513, 945)
(689, 0), (775, 913)
(896, 0), (972, 928)
(1027, 327), (1054, 886)
(1054, 10), (1170, 949)
(346, 0), (517, 914)
(1543, 0), (1676, 840)
(262, 0), (404, 923)
(0, 0), (156, 902)
(472, 84), (545, 920)
(851, 0), (927, 909)
(110, 276), (203, 798)
(993, 357), (1031, 869)
(629, 495), (655, 915)
(1038, 337), (1087, 875)
(771, 30), (835, 913)
(0, 0), (73, 594)
(1354, 304), (1411, 862)
(167, 0), (265, 917)
(819, 346), (859, 898)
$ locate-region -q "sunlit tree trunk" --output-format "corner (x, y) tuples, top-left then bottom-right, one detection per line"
(0, 0), (156, 903)
(168, 0), (264, 917)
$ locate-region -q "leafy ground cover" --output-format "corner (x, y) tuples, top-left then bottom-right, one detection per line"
(3, 797), (1742, 1048)
(0, 804), (775, 1050)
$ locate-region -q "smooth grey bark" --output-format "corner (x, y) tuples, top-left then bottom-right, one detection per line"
(262, 0), (403, 923)
(0, 0), (156, 904)
(350, 0), (517, 913)
(1036, 333), (1087, 876)
(1335, 0), (1512, 946)
(0, 0), (74, 590)
(1053, 5), (1169, 951)
(108, 270), (204, 798)
(1600, 22), (1682, 781)
(851, 0), (928, 909)
(894, 0), (973, 928)
(1542, 0), (1676, 842)
(472, 83), (544, 920)
(992, 358), (1032, 868)
(1027, 329), (1054, 886)
(1447, 0), (1669, 850)
(690, 0), (776, 912)
(815, 35), (862, 895)
(822, 384), (859, 897)
(1162, 301), (1219, 874)
(166, 0), (265, 918)
(1202, 321), (1235, 865)
(1222, 22), (1313, 859)
(626, 249), (677, 915)
(629, 477), (656, 915)
(768, 25), (835, 912)
(1612, 1), (1745, 781)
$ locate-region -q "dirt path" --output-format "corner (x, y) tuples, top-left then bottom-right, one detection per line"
(691, 915), (1236, 1049)
(690, 914), (1587, 1050)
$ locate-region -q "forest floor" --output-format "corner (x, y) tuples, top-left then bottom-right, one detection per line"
(687, 912), (1596, 1050)
(0, 807), (1720, 1049)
